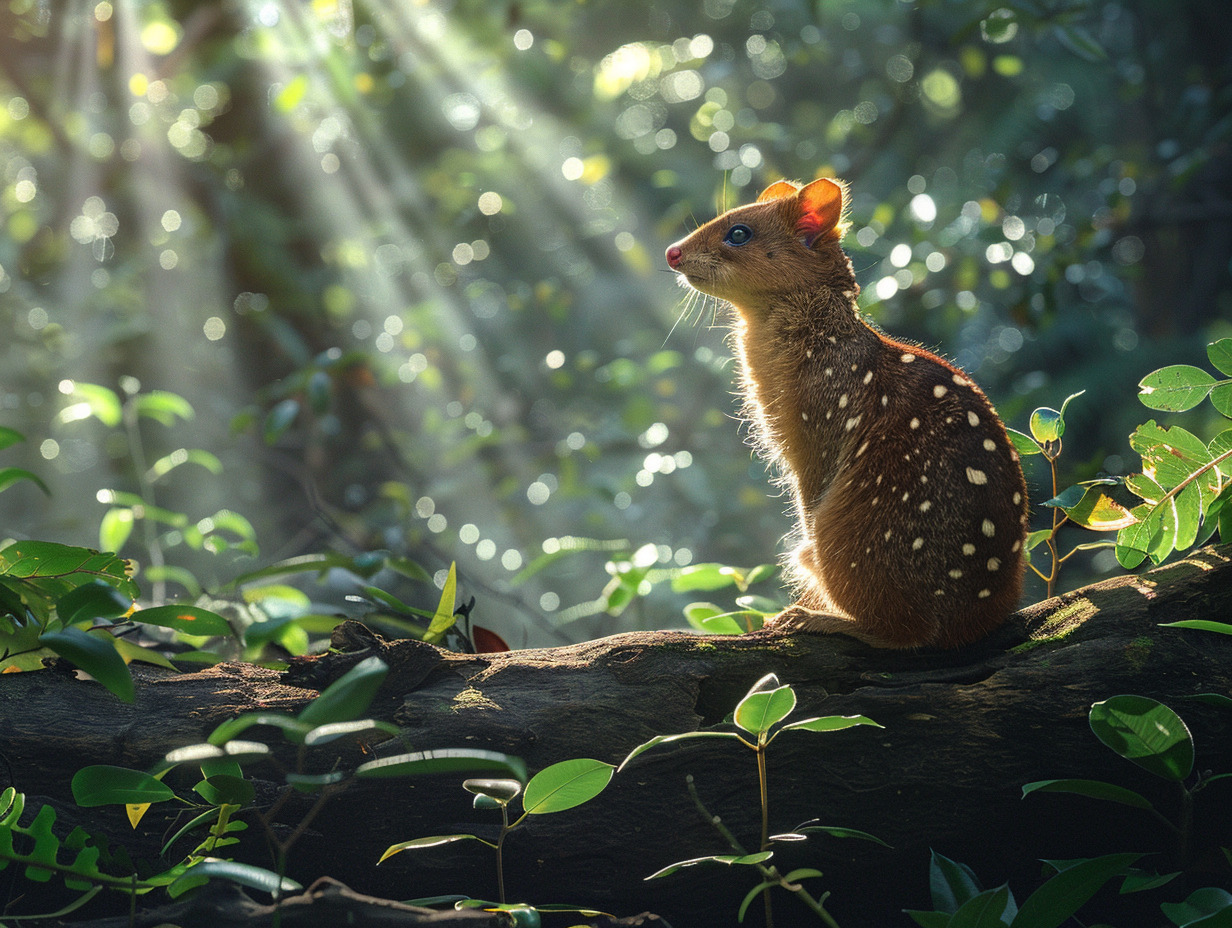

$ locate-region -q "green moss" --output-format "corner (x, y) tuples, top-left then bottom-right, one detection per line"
(451, 686), (502, 712)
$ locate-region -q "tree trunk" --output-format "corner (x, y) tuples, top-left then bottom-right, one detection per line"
(4, 547), (1232, 926)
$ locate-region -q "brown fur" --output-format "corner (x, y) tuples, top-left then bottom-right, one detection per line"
(666, 178), (1028, 648)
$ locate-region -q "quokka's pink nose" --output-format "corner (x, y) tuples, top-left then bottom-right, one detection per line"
(666, 245), (683, 269)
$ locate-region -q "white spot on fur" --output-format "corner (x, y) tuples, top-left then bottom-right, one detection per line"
(966, 467), (988, 485)
(949, 568), (963, 579)
(881, 395), (889, 406)
(912, 537), (924, 550)
(934, 589), (945, 597)
(806, 348), (813, 359)
(1011, 450), (1020, 462)
(845, 416), (860, 431)
(802, 411), (809, 421)
(856, 440), (869, 456)
(824, 367), (833, 376)
(901, 353), (916, 363)
(962, 543), (976, 555)
(934, 384), (948, 398)
(909, 417), (920, 429)
(967, 411), (980, 427)
(920, 475), (928, 484)
(953, 374), (970, 386)
(978, 588), (991, 599)
(919, 500), (932, 512)
(1013, 492), (1022, 505)
(864, 370), (874, 384)
(1011, 540), (1021, 553)
(884, 529), (892, 541)
(987, 557), (1001, 572)
(839, 393), (848, 408)
(982, 519), (996, 537)
(983, 438), (997, 451)
(902, 491), (910, 502)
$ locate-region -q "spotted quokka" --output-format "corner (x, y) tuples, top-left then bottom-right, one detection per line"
(666, 177), (1028, 648)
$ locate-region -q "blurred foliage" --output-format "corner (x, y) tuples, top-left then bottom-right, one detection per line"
(1, 0), (1230, 645)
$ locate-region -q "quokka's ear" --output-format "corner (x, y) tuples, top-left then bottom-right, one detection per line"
(756, 180), (800, 203)
(795, 177), (849, 245)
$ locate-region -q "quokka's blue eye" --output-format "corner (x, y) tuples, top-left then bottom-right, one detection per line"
(724, 224), (754, 246)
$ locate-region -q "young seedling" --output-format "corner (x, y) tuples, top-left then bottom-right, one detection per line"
(378, 756), (614, 911)
(1009, 339), (1232, 596)
(620, 673), (884, 927)
(908, 693), (1232, 926)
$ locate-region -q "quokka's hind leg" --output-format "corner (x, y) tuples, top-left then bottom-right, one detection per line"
(769, 604), (912, 649)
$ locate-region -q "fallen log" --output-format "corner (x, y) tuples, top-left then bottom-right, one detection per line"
(3, 547), (1231, 926)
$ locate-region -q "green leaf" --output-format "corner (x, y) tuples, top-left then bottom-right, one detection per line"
(780, 714), (883, 733)
(522, 758), (614, 815)
(617, 730), (742, 771)
(1161, 887), (1232, 926)
(1209, 339), (1232, 377)
(0, 427), (28, 452)
(1138, 365), (1217, 412)
(790, 823), (891, 847)
(1162, 620), (1232, 636)
(355, 749), (527, 783)
(168, 859), (300, 900)
(60, 383), (122, 427)
(208, 713), (314, 746)
(1023, 529), (1051, 553)
(1040, 485), (1084, 509)
(147, 448), (223, 481)
(132, 605), (233, 638)
(133, 391), (194, 426)
(929, 849), (984, 912)
(1011, 853), (1140, 928)
(71, 766), (176, 807)
(296, 656), (388, 726)
(0, 467), (50, 496)
(285, 771), (348, 792)
(1029, 407), (1064, 444)
(302, 718), (400, 747)
(463, 778), (522, 804)
(1055, 485), (1137, 531)
(645, 851), (774, 880)
(1089, 696), (1194, 781)
(56, 579), (132, 627)
(951, 885), (1017, 927)
(159, 741), (272, 773)
(98, 508), (134, 553)
(1006, 428), (1043, 457)
(193, 775), (255, 806)
(1021, 778), (1158, 813)
(0, 540), (138, 599)
(671, 563), (746, 593)
(1208, 384), (1232, 418)
(40, 627), (134, 703)
(734, 677), (796, 736)
(377, 834), (488, 864)
(263, 398), (300, 444)
(422, 562), (457, 644)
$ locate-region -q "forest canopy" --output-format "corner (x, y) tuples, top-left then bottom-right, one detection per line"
(1, 0), (1230, 649)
